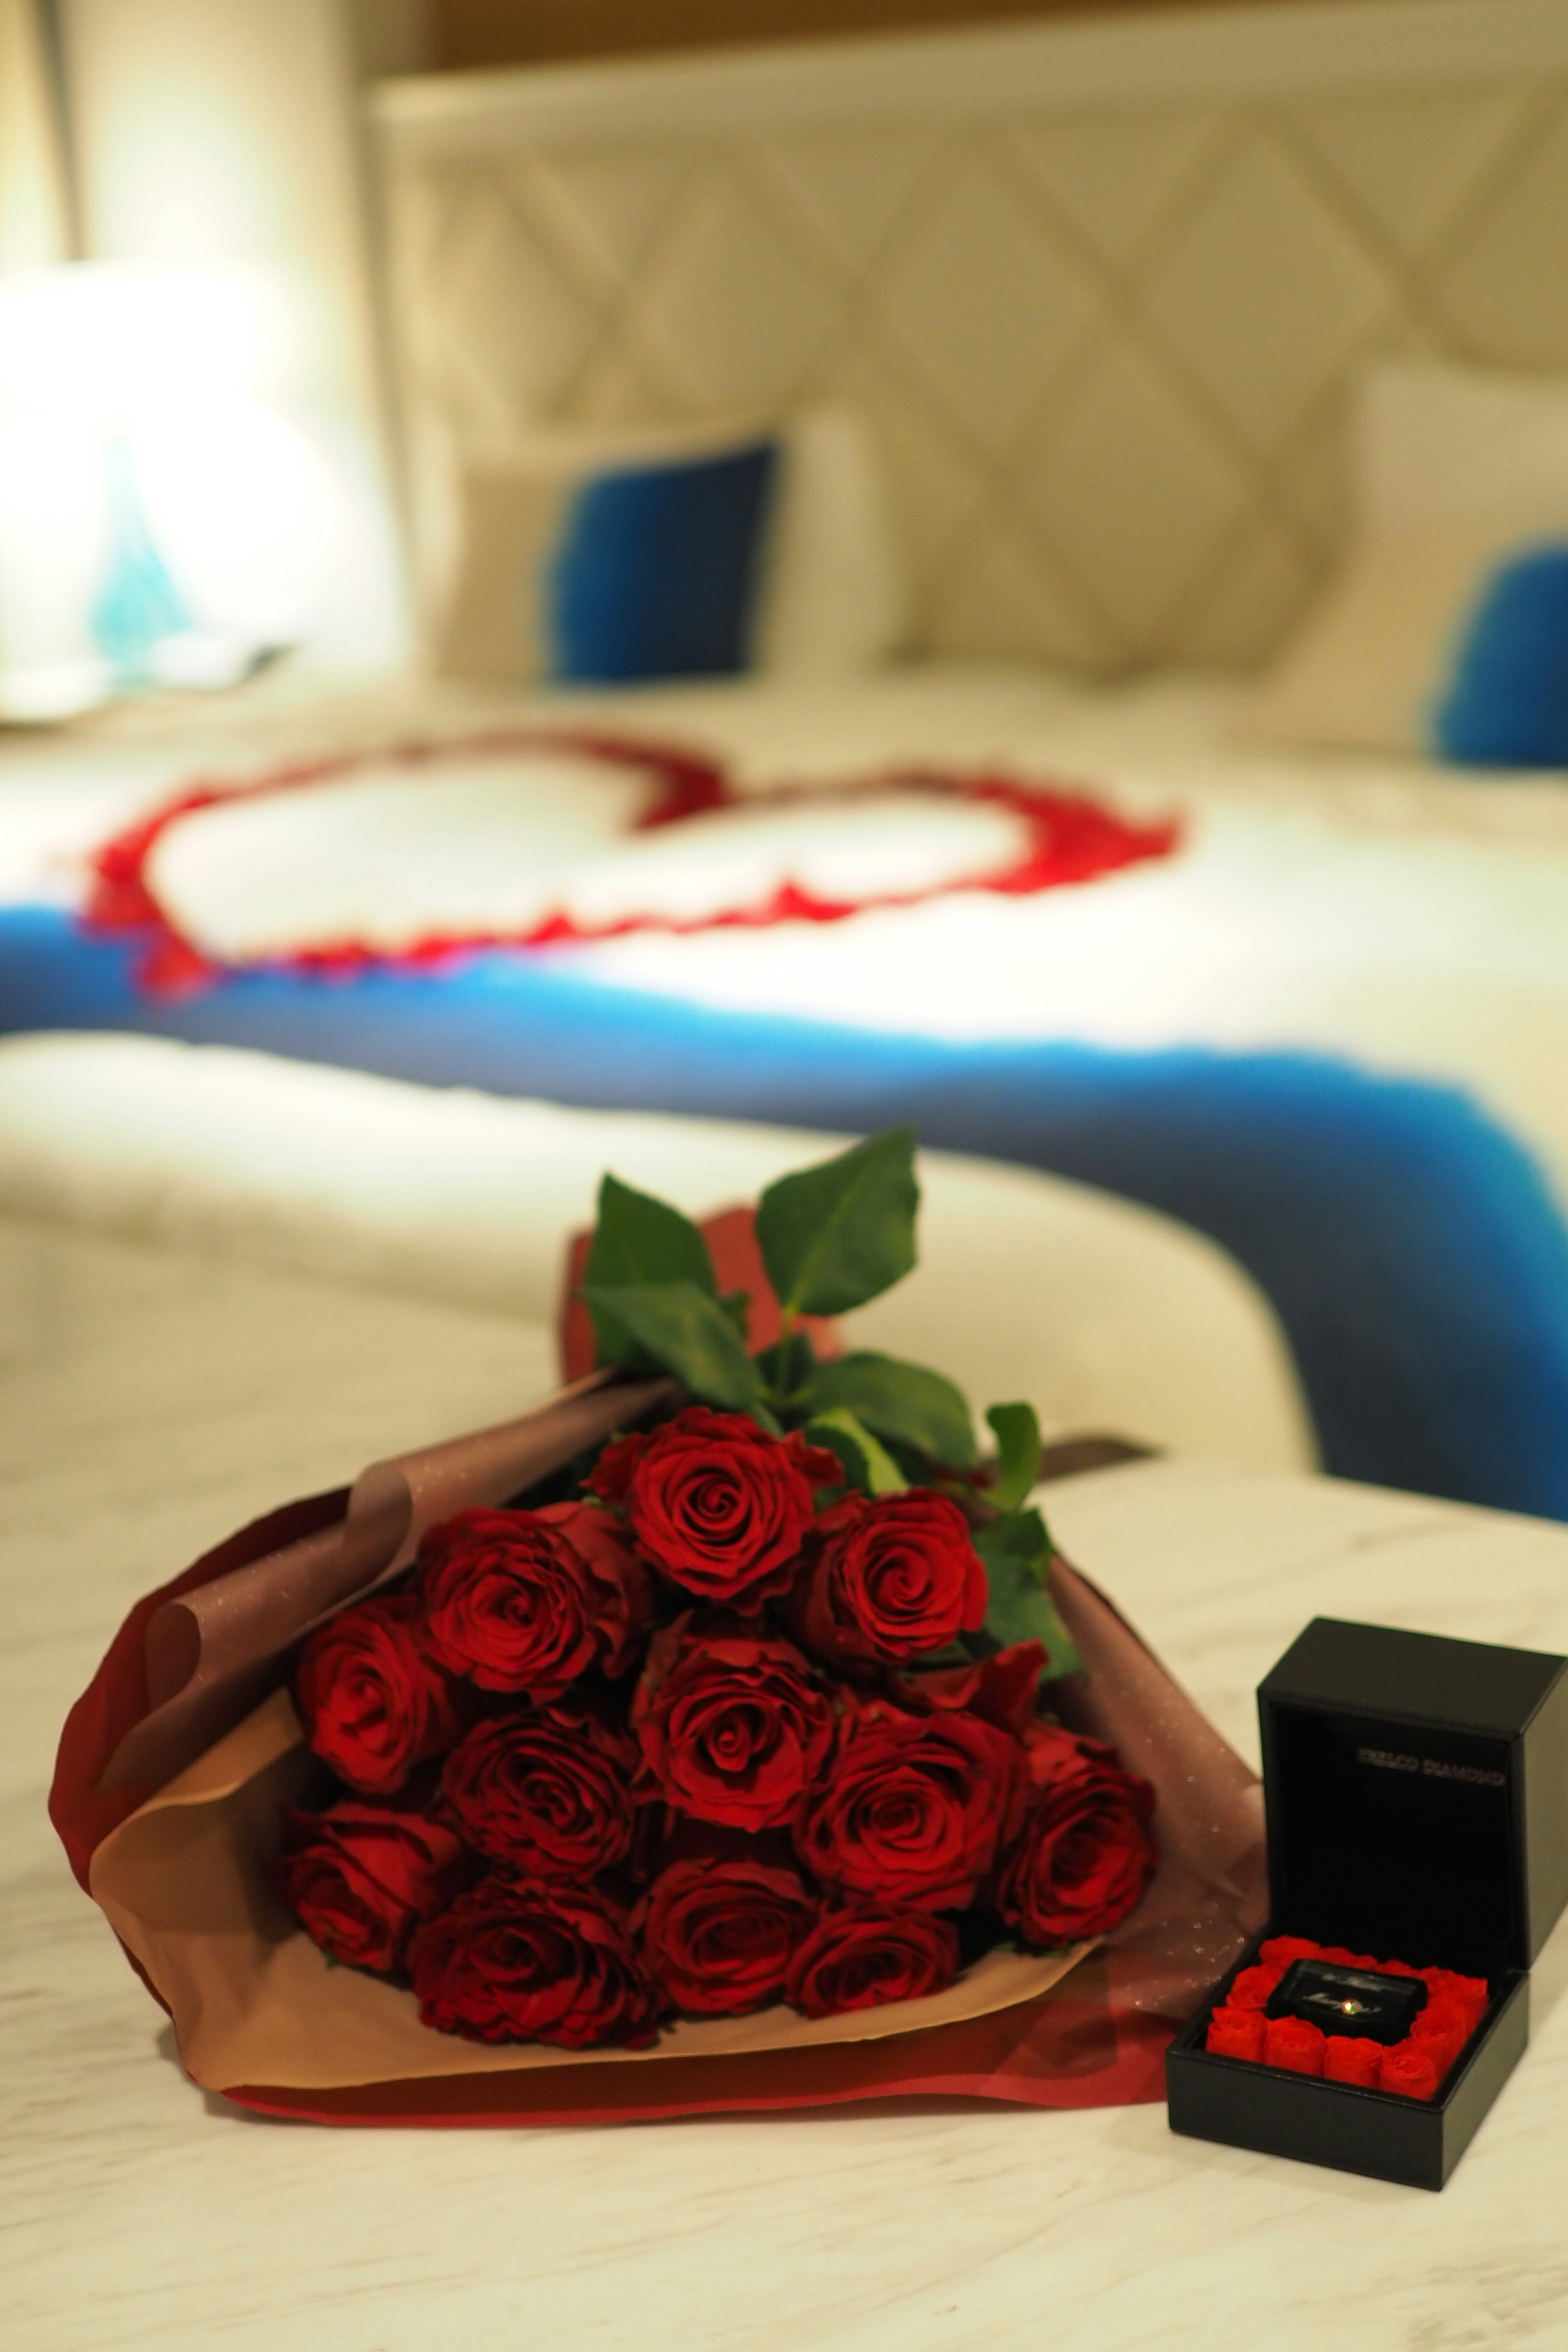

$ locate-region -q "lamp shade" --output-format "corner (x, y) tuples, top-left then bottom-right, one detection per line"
(0, 260), (380, 715)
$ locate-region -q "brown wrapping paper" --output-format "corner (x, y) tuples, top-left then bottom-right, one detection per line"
(100, 1370), (677, 1792)
(59, 1370), (1265, 2107)
(89, 1686), (1089, 2090)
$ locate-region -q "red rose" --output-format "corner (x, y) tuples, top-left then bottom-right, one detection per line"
(294, 1592), (464, 1796)
(1322, 2036), (1383, 2086)
(793, 1491), (988, 1666)
(441, 1697), (639, 1881)
(1410, 1996), (1470, 2078)
(1227, 1964), (1283, 2011)
(1258, 1934), (1321, 1970)
(1421, 1967), (1489, 2031)
(590, 1407), (835, 1608)
(640, 1851), (816, 2015)
(419, 1501), (650, 1700)
(633, 1616), (837, 1831)
(796, 1690), (1022, 1912)
(996, 1722), (1156, 1946)
(786, 1902), (960, 2019)
(1379, 2042), (1439, 2100)
(1263, 2014), (1325, 2075)
(407, 1878), (657, 2049)
(274, 1795), (473, 1973)
(1205, 2003), (1266, 2061)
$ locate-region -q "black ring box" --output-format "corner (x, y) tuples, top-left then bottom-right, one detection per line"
(1166, 1617), (1568, 2188)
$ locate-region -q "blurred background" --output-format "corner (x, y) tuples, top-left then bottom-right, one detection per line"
(0, 0), (1329, 715)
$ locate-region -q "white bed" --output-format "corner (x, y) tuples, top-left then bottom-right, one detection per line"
(5, 0), (1568, 1517)
(3, 656), (1568, 1519)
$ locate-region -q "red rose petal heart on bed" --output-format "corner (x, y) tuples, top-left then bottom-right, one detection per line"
(83, 728), (1180, 1000)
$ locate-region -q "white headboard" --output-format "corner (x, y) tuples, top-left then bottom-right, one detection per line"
(372, 0), (1568, 676)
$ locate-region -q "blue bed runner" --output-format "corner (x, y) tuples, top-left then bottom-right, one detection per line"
(5, 902), (1566, 1520)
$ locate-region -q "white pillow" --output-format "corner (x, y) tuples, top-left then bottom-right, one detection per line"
(1249, 361), (1568, 765)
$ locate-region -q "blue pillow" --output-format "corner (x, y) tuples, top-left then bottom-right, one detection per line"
(548, 441), (778, 684)
(432, 409), (906, 689)
(1435, 543), (1568, 767)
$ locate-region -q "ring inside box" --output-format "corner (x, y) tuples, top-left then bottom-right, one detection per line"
(1266, 1958), (1428, 2046)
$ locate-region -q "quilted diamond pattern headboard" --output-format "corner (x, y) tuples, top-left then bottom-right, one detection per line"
(372, 0), (1568, 675)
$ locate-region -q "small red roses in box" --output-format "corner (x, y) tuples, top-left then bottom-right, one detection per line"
(271, 1130), (1158, 2051)
(1204, 1936), (1490, 2099)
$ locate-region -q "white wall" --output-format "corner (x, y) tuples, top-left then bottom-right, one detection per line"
(0, 0), (70, 270)
(58, 0), (411, 668)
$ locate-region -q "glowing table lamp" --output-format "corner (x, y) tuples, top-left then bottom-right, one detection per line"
(0, 259), (303, 719)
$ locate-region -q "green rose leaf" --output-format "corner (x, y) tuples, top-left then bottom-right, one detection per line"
(578, 1281), (777, 1428)
(799, 1352), (976, 1467)
(756, 1328), (816, 1398)
(719, 1289), (752, 1338)
(754, 1127), (919, 1318)
(973, 1506), (1083, 1681)
(803, 1408), (908, 1497)
(985, 1401), (1042, 1513)
(583, 1174), (716, 1369)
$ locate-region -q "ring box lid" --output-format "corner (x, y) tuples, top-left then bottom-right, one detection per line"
(1258, 1617), (1568, 1978)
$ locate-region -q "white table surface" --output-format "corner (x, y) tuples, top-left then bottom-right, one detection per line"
(7, 1212), (1568, 2352)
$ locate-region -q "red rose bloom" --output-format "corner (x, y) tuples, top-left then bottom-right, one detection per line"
(441, 1697), (639, 1881)
(1264, 2014), (1325, 2075)
(786, 1902), (960, 2018)
(1410, 1996), (1470, 2078)
(590, 1408), (835, 1608)
(1205, 2003), (1266, 2061)
(1322, 2036), (1383, 2086)
(797, 1691), (1022, 1912)
(407, 1878), (657, 2049)
(274, 1796), (472, 1973)
(1379, 2042), (1440, 2100)
(294, 1592), (464, 1796)
(1422, 1967), (1489, 2031)
(419, 1501), (650, 1700)
(633, 1616), (837, 1831)
(640, 1851), (816, 2015)
(1259, 1934), (1321, 1970)
(794, 1491), (987, 1667)
(996, 1723), (1156, 1946)
(1227, 1964), (1283, 2011)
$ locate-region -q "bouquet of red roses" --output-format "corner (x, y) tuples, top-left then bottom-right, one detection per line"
(53, 1125), (1267, 2125)
(276, 1129), (1158, 2050)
